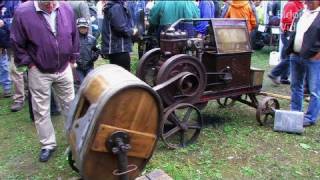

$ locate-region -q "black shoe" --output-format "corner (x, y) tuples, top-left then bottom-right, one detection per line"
(10, 102), (24, 112)
(280, 79), (290, 85)
(39, 148), (55, 162)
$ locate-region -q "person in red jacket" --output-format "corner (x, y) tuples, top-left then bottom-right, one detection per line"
(281, 0), (304, 32)
(268, 0), (304, 85)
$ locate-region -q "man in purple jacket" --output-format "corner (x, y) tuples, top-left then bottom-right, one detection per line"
(10, 1), (79, 162)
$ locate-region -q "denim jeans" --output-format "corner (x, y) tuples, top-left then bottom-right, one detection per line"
(0, 51), (11, 92)
(270, 32), (290, 80)
(76, 68), (93, 84)
(290, 54), (320, 123)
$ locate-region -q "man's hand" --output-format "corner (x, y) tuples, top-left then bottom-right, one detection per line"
(311, 52), (320, 61)
(70, 62), (77, 69)
(0, 20), (4, 28)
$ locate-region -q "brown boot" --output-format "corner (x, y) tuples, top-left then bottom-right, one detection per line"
(10, 102), (24, 112)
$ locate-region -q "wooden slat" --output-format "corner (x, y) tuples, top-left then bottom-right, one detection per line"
(91, 124), (157, 159)
(97, 89), (159, 134)
(83, 75), (109, 103)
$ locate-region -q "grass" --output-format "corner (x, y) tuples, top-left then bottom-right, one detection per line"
(0, 46), (320, 179)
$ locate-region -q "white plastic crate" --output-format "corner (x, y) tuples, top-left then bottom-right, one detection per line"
(274, 110), (304, 134)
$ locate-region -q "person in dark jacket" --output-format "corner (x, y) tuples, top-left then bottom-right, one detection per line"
(127, 0), (146, 27)
(213, 0), (221, 18)
(101, 0), (137, 71)
(0, 0), (16, 98)
(285, 0), (320, 127)
(76, 17), (99, 83)
(0, 0), (24, 110)
(10, 1), (79, 162)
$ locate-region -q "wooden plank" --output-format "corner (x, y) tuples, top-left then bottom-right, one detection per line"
(83, 75), (109, 103)
(97, 89), (160, 134)
(91, 124), (157, 159)
(260, 92), (310, 102)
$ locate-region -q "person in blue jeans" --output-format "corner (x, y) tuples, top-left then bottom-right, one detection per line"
(268, 1), (304, 85)
(0, 49), (11, 97)
(268, 32), (291, 85)
(285, 1), (320, 127)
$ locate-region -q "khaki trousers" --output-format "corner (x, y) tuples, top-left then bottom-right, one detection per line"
(8, 49), (25, 103)
(28, 65), (75, 149)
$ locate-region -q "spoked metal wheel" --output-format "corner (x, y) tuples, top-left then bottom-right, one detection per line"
(160, 103), (203, 149)
(136, 48), (162, 87)
(156, 54), (207, 105)
(256, 97), (280, 126)
(217, 97), (236, 108)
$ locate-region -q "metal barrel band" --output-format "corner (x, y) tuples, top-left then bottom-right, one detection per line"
(112, 164), (138, 176)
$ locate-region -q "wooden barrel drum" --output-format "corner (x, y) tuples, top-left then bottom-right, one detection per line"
(66, 65), (163, 180)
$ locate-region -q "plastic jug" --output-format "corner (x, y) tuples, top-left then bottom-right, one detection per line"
(269, 51), (280, 66)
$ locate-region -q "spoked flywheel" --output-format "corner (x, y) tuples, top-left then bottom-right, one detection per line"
(136, 48), (162, 87)
(160, 103), (203, 149)
(256, 97), (280, 126)
(156, 54), (207, 105)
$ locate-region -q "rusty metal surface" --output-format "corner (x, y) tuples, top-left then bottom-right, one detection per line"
(156, 54), (207, 106)
(217, 97), (236, 108)
(202, 52), (252, 91)
(153, 72), (193, 92)
(199, 86), (262, 103)
(160, 28), (187, 56)
(136, 48), (162, 87)
(256, 97), (280, 126)
(160, 103), (202, 149)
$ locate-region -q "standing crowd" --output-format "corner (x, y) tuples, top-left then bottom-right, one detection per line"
(0, 0), (319, 163)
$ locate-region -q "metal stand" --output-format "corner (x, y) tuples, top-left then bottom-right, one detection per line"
(106, 131), (137, 180)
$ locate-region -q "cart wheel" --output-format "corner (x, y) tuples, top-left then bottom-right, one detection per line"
(136, 48), (162, 87)
(256, 97), (280, 126)
(217, 97), (236, 108)
(161, 103), (203, 149)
